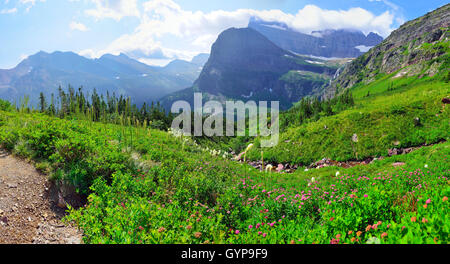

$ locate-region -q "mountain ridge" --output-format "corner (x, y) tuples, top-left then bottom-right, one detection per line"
(0, 51), (209, 106)
(248, 17), (384, 58)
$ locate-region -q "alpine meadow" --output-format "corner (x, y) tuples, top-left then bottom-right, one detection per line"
(0, 1), (449, 246)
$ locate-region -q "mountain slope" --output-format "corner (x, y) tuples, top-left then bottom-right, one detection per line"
(0, 51), (208, 106)
(328, 4), (450, 97)
(248, 17), (383, 58)
(161, 27), (341, 110)
(245, 5), (450, 165)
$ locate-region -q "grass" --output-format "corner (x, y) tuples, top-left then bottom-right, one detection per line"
(0, 106), (448, 244)
(246, 74), (450, 166)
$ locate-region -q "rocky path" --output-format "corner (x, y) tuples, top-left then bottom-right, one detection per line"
(0, 150), (82, 244)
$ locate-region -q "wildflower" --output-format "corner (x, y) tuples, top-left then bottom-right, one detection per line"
(158, 227), (166, 233)
(235, 230), (240, 235)
(330, 238), (339, 244)
(443, 196), (448, 202)
(411, 216), (417, 222)
(249, 225), (253, 229)
(194, 232), (202, 238)
(186, 225), (192, 230)
(336, 171), (340, 177)
(422, 218), (428, 223)
(138, 226), (144, 231)
(244, 144), (254, 153)
(425, 199), (431, 204)
(424, 164), (428, 168)
(265, 164), (274, 172)
(364, 194), (368, 198)
(351, 237), (356, 243)
(366, 237), (381, 244)
(381, 232), (388, 239)
(290, 240), (295, 244)
(365, 225), (372, 232)
(336, 234), (341, 239)
(263, 233), (267, 238)
(348, 231), (353, 235)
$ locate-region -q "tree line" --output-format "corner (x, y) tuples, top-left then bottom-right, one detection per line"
(37, 85), (174, 130)
(280, 89), (355, 130)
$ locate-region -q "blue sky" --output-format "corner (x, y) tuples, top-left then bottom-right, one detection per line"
(0, 0), (448, 69)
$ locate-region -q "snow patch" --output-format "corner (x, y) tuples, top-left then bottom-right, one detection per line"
(306, 60), (324, 65)
(262, 24), (287, 31)
(355, 45), (373, 52)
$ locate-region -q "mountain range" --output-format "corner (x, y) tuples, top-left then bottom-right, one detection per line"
(0, 51), (209, 106)
(161, 27), (347, 110)
(248, 17), (383, 58)
(0, 18), (385, 110)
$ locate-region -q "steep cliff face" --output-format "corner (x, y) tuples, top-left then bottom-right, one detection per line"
(161, 27), (340, 110)
(328, 4), (450, 97)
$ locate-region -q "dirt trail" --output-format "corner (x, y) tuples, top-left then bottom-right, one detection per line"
(0, 150), (82, 244)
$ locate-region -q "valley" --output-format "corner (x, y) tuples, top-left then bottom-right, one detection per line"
(0, 3), (448, 245)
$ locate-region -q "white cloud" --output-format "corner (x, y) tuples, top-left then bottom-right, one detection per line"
(82, 0), (397, 64)
(20, 0), (46, 12)
(0, 7), (17, 14)
(70, 21), (89, 32)
(85, 0), (140, 21)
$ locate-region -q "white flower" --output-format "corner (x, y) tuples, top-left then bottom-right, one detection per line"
(244, 144), (254, 153)
(311, 177), (315, 183)
(265, 164), (274, 172)
(304, 168), (309, 172)
(336, 171), (340, 177)
(424, 164), (428, 168)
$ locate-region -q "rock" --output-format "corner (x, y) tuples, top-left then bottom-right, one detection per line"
(7, 183), (17, 188)
(352, 134), (358, 142)
(57, 192), (67, 209)
(0, 216), (8, 224)
(392, 162), (406, 167)
(388, 148), (399, 156)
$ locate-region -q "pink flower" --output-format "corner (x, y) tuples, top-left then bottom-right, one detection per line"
(235, 230), (240, 234)
(248, 225), (253, 229)
(364, 194), (368, 198)
(425, 199), (431, 204)
(262, 233), (267, 238)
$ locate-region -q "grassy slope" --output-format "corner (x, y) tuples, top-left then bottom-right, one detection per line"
(247, 72), (450, 166)
(0, 108), (448, 244)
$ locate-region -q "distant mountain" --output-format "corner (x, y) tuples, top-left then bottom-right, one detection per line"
(0, 51), (209, 106)
(248, 17), (384, 58)
(161, 27), (342, 110)
(328, 3), (450, 97)
(157, 53), (209, 85)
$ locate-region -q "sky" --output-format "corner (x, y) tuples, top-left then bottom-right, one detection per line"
(0, 0), (448, 69)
